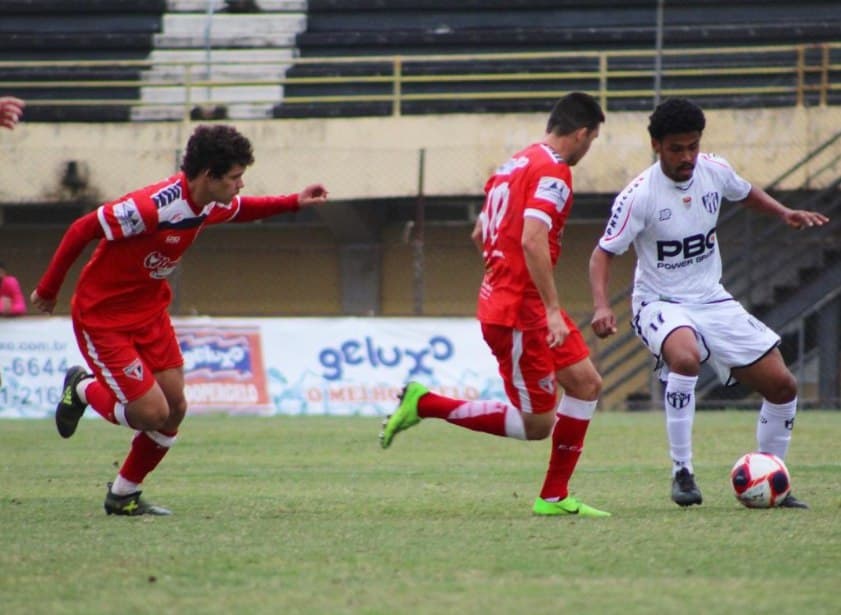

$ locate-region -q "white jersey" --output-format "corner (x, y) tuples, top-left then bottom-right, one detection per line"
(599, 153), (751, 310)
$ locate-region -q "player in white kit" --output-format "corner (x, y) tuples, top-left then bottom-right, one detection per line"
(589, 98), (827, 508)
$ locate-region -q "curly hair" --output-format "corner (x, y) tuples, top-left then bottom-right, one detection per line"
(181, 125), (255, 179)
(647, 98), (706, 141)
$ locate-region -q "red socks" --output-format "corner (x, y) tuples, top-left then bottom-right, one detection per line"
(538, 397), (597, 501)
(118, 430), (177, 484)
(81, 379), (121, 425)
(418, 390), (525, 439)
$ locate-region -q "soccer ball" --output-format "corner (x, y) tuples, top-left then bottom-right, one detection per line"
(730, 452), (791, 508)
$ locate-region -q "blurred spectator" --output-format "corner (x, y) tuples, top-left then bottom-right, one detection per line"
(0, 97), (25, 130)
(0, 261), (27, 316)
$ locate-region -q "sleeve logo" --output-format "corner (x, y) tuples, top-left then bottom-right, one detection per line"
(534, 176), (570, 212)
(112, 198), (146, 237)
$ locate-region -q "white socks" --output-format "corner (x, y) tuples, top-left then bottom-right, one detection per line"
(757, 398), (797, 460)
(110, 475), (140, 496)
(664, 373), (698, 475)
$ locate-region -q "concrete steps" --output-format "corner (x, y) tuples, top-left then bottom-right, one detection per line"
(134, 1), (306, 120)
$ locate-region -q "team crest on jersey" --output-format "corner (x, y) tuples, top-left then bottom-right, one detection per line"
(112, 198), (146, 237)
(701, 191), (720, 214)
(534, 176), (570, 211)
(123, 359), (144, 381)
(538, 375), (555, 395)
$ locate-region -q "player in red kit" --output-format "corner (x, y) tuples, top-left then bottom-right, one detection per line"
(381, 93), (610, 517)
(30, 124), (328, 515)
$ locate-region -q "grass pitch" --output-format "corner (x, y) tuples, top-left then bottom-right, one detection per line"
(1, 410), (839, 614)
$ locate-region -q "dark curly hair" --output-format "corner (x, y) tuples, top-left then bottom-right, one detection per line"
(181, 125), (255, 179)
(647, 98), (706, 141)
(546, 92), (605, 136)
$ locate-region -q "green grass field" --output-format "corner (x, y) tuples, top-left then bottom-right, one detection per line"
(1, 410), (839, 615)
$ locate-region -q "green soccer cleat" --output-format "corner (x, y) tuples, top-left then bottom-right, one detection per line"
(104, 484), (172, 516)
(55, 365), (91, 439)
(532, 495), (611, 517)
(379, 381), (428, 449)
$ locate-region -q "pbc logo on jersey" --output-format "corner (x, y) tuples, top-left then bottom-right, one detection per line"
(534, 176), (570, 212)
(112, 198), (146, 238)
(656, 228), (716, 265)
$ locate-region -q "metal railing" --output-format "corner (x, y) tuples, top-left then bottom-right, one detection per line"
(589, 129), (841, 408)
(1, 42), (839, 122)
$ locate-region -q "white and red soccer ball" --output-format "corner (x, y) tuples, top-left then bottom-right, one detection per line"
(730, 452), (791, 508)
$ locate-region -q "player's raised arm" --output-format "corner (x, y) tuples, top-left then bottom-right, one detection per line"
(739, 185), (829, 229)
(298, 183), (328, 206)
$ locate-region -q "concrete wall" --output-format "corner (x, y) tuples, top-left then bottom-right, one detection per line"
(1, 106), (837, 206)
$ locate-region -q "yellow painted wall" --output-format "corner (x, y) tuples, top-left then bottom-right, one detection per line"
(1, 107), (837, 206)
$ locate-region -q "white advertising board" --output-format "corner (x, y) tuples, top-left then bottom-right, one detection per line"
(0, 317), (506, 418)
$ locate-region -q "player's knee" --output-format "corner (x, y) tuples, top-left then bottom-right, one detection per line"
(667, 354), (701, 376)
(524, 412), (554, 440)
(564, 372), (602, 402)
(767, 373), (798, 404)
(168, 397), (188, 425)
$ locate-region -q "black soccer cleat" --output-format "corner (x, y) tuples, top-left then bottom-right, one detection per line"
(104, 484), (172, 516)
(778, 493), (809, 509)
(671, 467), (703, 507)
(55, 365), (91, 439)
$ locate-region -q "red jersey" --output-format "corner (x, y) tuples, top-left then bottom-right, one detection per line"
(36, 172), (299, 329)
(476, 142), (574, 330)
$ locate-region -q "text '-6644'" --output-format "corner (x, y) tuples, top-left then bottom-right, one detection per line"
(5, 357), (70, 378)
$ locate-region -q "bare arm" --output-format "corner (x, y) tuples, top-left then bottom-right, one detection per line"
(589, 246), (618, 339)
(740, 185), (828, 229)
(470, 217), (483, 255)
(522, 217), (567, 347)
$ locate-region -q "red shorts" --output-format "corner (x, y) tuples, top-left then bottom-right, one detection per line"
(72, 312), (183, 404)
(481, 312), (589, 414)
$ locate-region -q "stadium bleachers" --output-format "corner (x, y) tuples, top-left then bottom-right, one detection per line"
(3, 0), (839, 121)
(274, 0), (841, 118)
(135, 0), (307, 121)
(0, 0), (166, 122)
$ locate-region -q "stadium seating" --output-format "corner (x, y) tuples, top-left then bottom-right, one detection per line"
(135, 0), (307, 121)
(274, 0), (841, 118)
(4, 1), (838, 121)
(0, 0), (166, 122)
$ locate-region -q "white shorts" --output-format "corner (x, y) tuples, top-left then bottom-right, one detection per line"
(632, 300), (781, 385)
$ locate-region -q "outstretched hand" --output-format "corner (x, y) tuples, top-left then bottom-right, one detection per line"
(298, 184), (329, 207)
(785, 209), (829, 230)
(0, 97), (25, 130)
(30, 289), (56, 315)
